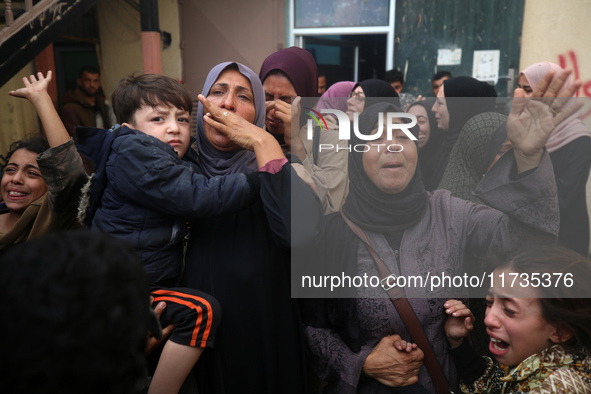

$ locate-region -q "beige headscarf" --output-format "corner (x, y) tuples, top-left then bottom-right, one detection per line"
(521, 62), (591, 152)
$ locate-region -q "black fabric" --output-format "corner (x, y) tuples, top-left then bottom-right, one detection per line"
(356, 79), (401, 108)
(182, 164), (309, 393)
(443, 77), (497, 138)
(448, 340), (488, 386)
(342, 102), (427, 233)
(550, 136), (591, 255)
(408, 99), (446, 191)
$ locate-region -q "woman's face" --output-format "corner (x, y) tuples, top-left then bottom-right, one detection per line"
(205, 68), (257, 151)
(263, 73), (297, 135)
(1, 148), (48, 215)
(484, 267), (560, 367)
(408, 105), (430, 149)
(431, 86), (450, 131)
(362, 116), (418, 194)
(517, 74), (534, 97)
(346, 86), (366, 122)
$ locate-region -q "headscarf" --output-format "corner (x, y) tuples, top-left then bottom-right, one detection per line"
(195, 62), (266, 177)
(342, 102), (427, 233)
(259, 46), (318, 98)
(407, 99), (445, 191)
(443, 76), (498, 144)
(520, 62), (591, 153)
(314, 81), (356, 121)
(438, 112), (508, 204)
(355, 79), (400, 108)
(426, 77), (498, 189)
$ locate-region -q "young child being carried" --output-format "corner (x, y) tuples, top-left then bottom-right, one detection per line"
(444, 244), (591, 393)
(76, 73), (261, 394)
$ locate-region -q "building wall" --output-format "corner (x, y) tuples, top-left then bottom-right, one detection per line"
(0, 63), (40, 155)
(96, 0), (183, 99)
(180, 0), (286, 97)
(520, 0), (591, 94)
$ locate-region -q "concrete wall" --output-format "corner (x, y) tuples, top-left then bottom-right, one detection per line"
(520, 0), (591, 96)
(0, 63), (41, 155)
(96, 0), (183, 99)
(180, 0), (286, 98)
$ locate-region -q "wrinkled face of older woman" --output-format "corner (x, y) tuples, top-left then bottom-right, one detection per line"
(205, 68), (257, 151)
(432, 86), (450, 131)
(1, 148), (48, 215)
(407, 105), (430, 149)
(362, 116), (418, 194)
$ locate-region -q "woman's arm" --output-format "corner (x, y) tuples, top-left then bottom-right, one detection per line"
(9, 71), (70, 148)
(112, 134), (261, 218)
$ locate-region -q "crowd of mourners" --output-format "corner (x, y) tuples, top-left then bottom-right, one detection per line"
(1, 46), (591, 394)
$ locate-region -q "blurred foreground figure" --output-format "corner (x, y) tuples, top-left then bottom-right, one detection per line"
(0, 230), (152, 394)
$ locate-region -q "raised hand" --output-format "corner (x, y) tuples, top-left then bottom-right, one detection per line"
(508, 68), (583, 173)
(443, 299), (474, 348)
(9, 71), (52, 103)
(8, 71), (69, 147)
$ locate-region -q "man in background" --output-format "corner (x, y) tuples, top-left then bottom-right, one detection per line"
(432, 70), (452, 96)
(61, 65), (114, 141)
(383, 68), (404, 93)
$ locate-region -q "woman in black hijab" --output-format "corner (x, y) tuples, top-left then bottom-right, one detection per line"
(212, 69), (575, 393)
(293, 70), (577, 391)
(430, 76), (497, 188)
(407, 99), (445, 191)
(346, 79), (400, 122)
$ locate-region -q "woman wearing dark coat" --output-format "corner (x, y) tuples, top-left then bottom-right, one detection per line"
(181, 61), (309, 394)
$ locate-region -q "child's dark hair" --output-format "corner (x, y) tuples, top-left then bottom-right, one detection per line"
(495, 244), (591, 351)
(0, 136), (49, 167)
(111, 73), (193, 125)
(0, 230), (151, 393)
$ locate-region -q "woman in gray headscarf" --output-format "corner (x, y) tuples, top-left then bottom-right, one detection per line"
(181, 62), (309, 394)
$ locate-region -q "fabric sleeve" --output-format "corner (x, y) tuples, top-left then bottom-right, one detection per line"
(111, 136), (260, 218)
(260, 157), (289, 174)
(37, 138), (87, 213)
(300, 128), (349, 214)
(462, 149), (559, 253)
(258, 161), (296, 249)
(550, 137), (591, 212)
(303, 325), (373, 393)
